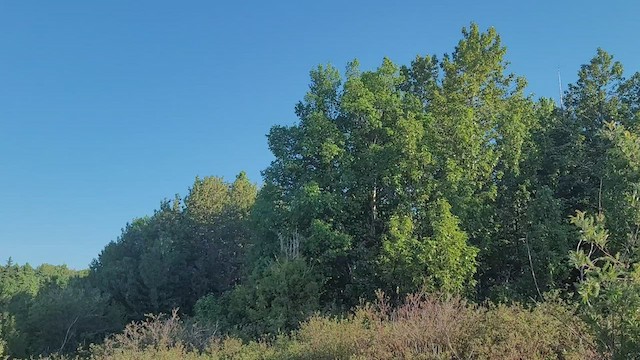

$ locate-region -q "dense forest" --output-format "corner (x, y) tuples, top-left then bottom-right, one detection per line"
(2, 24), (640, 359)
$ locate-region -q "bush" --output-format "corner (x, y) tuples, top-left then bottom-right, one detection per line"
(284, 292), (599, 360)
(73, 293), (601, 360)
(472, 300), (599, 359)
(24, 284), (124, 355)
(207, 338), (280, 360)
(195, 258), (321, 340)
(89, 309), (217, 359)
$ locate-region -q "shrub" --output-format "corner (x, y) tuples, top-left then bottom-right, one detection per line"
(471, 300), (599, 359)
(284, 292), (600, 359)
(195, 258), (321, 340)
(207, 337), (280, 360)
(89, 309), (217, 359)
(72, 293), (601, 360)
(570, 208), (640, 358)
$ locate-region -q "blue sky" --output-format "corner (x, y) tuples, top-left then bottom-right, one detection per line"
(1, 0), (638, 269)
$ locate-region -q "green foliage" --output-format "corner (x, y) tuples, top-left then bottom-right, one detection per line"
(91, 173), (256, 320)
(570, 210), (640, 358)
(425, 24), (533, 229)
(25, 281), (123, 355)
(380, 199), (477, 294)
(183, 173), (258, 299)
(568, 123), (640, 358)
(0, 262), (120, 358)
(477, 49), (640, 301)
(258, 23), (532, 305)
(602, 122), (640, 251)
(422, 200), (478, 293)
(91, 202), (188, 319)
(195, 258), (321, 339)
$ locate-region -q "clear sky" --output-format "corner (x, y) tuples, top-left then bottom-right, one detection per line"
(1, 0), (638, 269)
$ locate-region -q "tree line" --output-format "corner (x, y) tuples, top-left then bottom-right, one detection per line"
(2, 23), (640, 358)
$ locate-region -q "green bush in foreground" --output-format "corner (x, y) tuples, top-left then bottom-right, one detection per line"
(195, 257), (322, 340)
